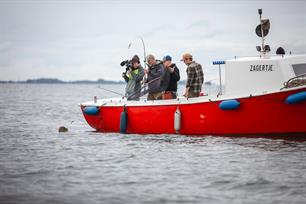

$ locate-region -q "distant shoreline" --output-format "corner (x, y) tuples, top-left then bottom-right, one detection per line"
(0, 78), (125, 84)
(0, 78), (213, 86)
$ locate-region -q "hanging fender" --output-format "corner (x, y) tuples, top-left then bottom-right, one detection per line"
(219, 99), (240, 110)
(286, 91), (306, 104)
(120, 106), (128, 134)
(174, 107), (181, 133)
(83, 106), (100, 115)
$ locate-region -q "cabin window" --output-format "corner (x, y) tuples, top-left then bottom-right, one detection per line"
(292, 63), (306, 76)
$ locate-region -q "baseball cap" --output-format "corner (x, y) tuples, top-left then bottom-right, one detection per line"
(162, 55), (172, 62)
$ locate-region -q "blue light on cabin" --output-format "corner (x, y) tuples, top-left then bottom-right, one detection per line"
(213, 61), (226, 65)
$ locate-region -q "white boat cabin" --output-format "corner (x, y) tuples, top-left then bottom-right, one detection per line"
(224, 54), (306, 96)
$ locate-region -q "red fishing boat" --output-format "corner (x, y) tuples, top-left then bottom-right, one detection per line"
(80, 10), (306, 136)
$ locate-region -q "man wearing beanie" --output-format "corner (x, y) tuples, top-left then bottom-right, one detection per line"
(122, 55), (145, 100)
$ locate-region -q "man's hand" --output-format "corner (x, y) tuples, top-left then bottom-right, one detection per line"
(165, 64), (174, 72)
(168, 67), (175, 73)
(183, 87), (190, 98)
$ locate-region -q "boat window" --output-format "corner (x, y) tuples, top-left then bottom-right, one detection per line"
(292, 63), (306, 76)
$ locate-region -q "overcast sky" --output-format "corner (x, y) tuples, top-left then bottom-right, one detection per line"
(0, 0), (305, 82)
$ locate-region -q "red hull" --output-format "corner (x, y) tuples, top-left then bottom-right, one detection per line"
(81, 87), (306, 135)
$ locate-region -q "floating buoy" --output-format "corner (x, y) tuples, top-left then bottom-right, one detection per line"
(219, 99), (240, 110)
(286, 91), (306, 104)
(174, 107), (181, 133)
(120, 107), (128, 134)
(83, 106), (99, 115)
(58, 126), (68, 133)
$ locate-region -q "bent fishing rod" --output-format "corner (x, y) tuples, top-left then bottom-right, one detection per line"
(128, 37), (147, 69)
(97, 37), (150, 100)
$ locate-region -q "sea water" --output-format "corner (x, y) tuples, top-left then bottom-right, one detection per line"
(0, 84), (305, 204)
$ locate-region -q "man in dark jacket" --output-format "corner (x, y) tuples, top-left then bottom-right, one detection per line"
(162, 55), (180, 99)
(146, 54), (170, 100)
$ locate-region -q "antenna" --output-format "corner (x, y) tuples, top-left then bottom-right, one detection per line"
(255, 9), (270, 55)
(259, 9), (264, 52)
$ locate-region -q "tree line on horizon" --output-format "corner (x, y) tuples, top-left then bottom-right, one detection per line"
(0, 78), (125, 84)
(0, 78), (214, 86)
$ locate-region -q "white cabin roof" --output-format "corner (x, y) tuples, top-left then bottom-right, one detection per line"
(227, 54), (306, 62)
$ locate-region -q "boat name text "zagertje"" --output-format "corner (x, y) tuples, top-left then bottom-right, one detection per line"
(250, 65), (273, 71)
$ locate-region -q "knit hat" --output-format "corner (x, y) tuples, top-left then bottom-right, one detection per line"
(131, 55), (140, 64)
(162, 55), (172, 62)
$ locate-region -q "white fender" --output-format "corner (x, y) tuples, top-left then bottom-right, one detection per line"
(174, 107), (181, 133)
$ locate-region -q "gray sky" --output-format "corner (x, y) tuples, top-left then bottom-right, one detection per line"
(0, 0), (305, 81)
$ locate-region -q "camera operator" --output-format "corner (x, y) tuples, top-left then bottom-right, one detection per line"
(122, 55), (145, 100)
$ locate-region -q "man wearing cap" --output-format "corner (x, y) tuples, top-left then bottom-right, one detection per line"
(162, 55), (180, 99)
(145, 54), (169, 100)
(181, 53), (204, 98)
(122, 55), (145, 100)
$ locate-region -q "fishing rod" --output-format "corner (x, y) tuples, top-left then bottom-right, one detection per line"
(95, 37), (148, 100)
(97, 76), (160, 100)
(128, 36), (147, 69)
(128, 76), (220, 100)
(127, 76), (162, 100)
(140, 37), (147, 69)
(97, 86), (125, 97)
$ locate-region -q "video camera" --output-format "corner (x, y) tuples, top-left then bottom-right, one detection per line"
(120, 60), (133, 71)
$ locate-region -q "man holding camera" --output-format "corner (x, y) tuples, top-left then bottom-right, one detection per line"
(122, 55), (145, 100)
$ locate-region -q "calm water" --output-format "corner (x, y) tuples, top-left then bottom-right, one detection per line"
(0, 84), (306, 204)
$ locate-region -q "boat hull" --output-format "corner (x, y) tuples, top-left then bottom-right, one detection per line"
(81, 87), (306, 136)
